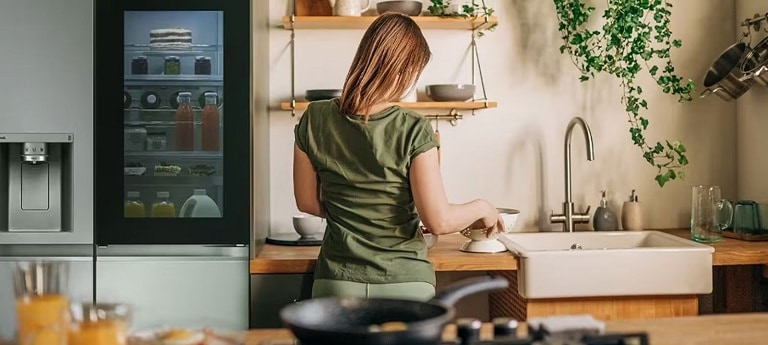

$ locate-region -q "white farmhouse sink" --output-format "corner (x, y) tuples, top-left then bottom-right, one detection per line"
(499, 231), (714, 299)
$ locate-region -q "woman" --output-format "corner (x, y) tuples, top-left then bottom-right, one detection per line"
(293, 12), (504, 302)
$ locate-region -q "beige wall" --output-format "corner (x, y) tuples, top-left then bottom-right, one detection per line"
(266, 0), (737, 234)
(736, 0), (768, 202)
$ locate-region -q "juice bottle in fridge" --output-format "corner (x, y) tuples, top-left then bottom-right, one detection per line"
(175, 92), (194, 151)
(124, 191), (145, 218)
(201, 92), (220, 151)
(151, 191), (176, 218)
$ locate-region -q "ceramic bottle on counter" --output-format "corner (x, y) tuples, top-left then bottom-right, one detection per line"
(621, 189), (644, 230)
(593, 190), (619, 231)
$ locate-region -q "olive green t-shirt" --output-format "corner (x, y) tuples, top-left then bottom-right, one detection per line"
(294, 99), (439, 286)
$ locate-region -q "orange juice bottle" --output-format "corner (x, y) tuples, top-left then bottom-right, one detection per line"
(151, 191), (176, 218)
(16, 294), (70, 345)
(201, 92), (220, 151)
(124, 191), (145, 218)
(175, 92), (194, 151)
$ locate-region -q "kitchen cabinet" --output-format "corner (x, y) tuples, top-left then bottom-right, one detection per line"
(280, 14), (499, 123)
(250, 274), (314, 328)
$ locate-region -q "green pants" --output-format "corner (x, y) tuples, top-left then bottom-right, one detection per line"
(312, 279), (435, 301)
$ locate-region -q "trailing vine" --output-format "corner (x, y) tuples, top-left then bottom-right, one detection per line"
(554, 0), (695, 187)
(428, 0), (498, 36)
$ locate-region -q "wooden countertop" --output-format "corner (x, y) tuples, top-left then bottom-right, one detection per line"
(245, 312), (768, 345)
(251, 229), (768, 274)
(663, 229), (768, 266)
(250, 233), (518, 274)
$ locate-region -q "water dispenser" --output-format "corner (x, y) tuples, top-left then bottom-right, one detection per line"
(0, 133), (73, 232)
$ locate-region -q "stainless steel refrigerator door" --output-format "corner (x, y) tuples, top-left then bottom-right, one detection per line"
(0, 0), (93, 244)
(0, 245), (93, 340)
(96, 245), (248, 331)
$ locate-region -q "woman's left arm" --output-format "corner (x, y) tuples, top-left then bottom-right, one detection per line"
(293, 144), (325, 218)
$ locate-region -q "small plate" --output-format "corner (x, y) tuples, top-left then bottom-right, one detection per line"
(128, 328), (245, 345)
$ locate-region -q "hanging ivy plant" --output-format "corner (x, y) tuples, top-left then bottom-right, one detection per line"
(553, 0), (695, 187)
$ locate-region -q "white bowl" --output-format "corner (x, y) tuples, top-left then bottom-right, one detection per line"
(292, 214), (325, 238)
(461, 208), (520, 241)
(498, 208), (520, 232)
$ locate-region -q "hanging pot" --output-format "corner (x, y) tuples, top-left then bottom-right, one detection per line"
(700, 42), (754, 101)
(740, 36), (768, 87)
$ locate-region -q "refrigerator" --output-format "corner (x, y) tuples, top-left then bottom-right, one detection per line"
(94, 0), (251, 331)
(0, 0), (94, 340)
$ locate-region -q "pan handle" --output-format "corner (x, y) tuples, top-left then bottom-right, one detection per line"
(432, 275), (509, 307)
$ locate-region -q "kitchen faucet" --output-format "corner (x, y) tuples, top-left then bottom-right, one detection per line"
(550, 117), (595, 232)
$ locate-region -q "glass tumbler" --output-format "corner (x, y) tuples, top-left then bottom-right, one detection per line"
(690, 185), (733, 243)
(12, 261), (70, 345)
(68, 303), (132, 345)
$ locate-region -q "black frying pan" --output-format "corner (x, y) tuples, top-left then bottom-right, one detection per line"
(279, 275), (509, 345)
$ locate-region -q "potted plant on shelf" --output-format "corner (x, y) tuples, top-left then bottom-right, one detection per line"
(427, 0), (497, 35)
(554, 0), (694, 187)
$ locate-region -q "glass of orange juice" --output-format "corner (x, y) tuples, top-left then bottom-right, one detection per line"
(69, 303), (132, 345)
(12, 261), (70, 345)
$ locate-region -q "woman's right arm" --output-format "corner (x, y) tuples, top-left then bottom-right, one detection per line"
(409, 147), (503, 235)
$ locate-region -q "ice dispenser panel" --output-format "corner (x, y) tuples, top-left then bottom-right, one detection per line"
(0, 134), (73, 232)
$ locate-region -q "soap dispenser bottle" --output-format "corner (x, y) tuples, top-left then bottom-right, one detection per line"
(593, 190), (619, 231)
(621, 189), (644, 230)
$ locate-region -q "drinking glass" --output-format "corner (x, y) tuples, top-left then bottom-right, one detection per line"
(12, 261), (70, 345)
(69, 303), (132, 345)
(691, 185), (733, 243)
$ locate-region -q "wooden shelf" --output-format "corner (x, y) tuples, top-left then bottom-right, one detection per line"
(281, 15), (498, 30)
(280, 101), (496, 111)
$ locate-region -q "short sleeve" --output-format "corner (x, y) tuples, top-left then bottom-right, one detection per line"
(294, 106), (311, 153)
(409, 117), (439, 161)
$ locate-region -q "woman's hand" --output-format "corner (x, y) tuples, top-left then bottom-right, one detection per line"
(468, 201), (506, 238)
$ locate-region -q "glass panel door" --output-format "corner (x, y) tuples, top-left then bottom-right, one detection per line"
(94, 0), (250, 246)
(123, 11), (224, 220)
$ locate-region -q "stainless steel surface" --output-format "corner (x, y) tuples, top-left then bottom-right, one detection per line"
(700, 42), (753, 101)
(0, 0), (93, 244)
(96, 245), (249, 331)
(550, 117), (595, 232)
(21, 143), (47, 164)
(741, 36), (768, 87)
(0, 249), (93, 340)
(0, 134), (74, 144)
(8, 143), (63, 232)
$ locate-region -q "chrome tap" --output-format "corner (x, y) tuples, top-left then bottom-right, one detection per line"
(550, 117), (595, 232)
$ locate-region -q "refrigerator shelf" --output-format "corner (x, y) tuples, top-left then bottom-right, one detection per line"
(124, 103), (224, 112)
(125, 75), (223, 86)
(124, 44), (221, 55)
(124, 175), (223, 186)
(124, 120), (223, 127)
(125, 151), (223, 159)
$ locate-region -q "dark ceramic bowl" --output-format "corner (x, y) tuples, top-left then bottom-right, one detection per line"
(377, 1), (423, 16)
(305, 89), (342, 102)
(425, 84), (476, 102)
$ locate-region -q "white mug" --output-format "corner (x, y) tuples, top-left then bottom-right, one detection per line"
(335, 0), (371, 16)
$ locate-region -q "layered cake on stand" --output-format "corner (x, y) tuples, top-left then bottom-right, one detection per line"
(150, 28), (192, 48)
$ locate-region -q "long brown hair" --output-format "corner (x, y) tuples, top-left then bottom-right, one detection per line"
(339, 13), (431, 119)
